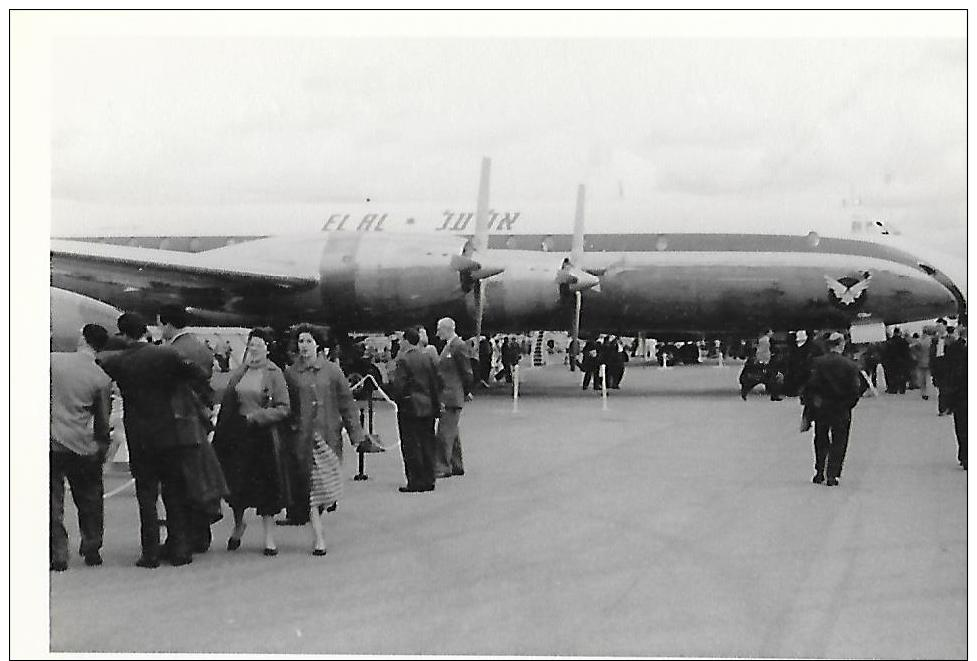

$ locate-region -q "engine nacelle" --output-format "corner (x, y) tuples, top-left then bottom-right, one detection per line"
(316, 232), (473, 329)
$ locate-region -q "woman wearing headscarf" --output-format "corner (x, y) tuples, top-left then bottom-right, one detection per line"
(212, 327), (291, 556)
(284, 324), (365, 556)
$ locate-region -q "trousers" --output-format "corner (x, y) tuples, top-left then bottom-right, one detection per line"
(398, 414), (437, 489)
(50, 451), (104, 565)
(813, 408), (853, 479)
(129, 445), (193, 560)
(435, 407), (465, 476)
(954, 399), (967, 466)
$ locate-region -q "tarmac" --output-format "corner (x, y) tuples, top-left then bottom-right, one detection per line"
(47, 358), (968, 657)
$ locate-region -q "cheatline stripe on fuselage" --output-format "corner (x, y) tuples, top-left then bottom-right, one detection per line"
(63, 233), (929, 272)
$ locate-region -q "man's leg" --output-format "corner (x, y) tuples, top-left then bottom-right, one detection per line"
(398, 413), (420, 487)
(50, 452), (70, 569)
(449, 411), (465, 475)
(65, 453), (105, 561)
(812, 419), (830, 481)
(435, 408), (461, 477)
(417, 417), (437, 489)
(130, 456), (162, 564)
(919, 368), (930, 399)
(159, 449), (193, 564)
(826, 410), (852, 481)
(954, 400), (967, 468)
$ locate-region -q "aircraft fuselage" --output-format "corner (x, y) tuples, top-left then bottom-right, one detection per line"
(51, 231), (962, 335)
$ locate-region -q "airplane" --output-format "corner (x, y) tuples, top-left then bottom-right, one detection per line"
(50, 159), (966, 347)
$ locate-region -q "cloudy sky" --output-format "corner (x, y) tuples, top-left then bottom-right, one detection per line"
(42, 11), (966, 257)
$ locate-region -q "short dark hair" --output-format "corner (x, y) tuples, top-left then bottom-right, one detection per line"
(292, 323), (325, 347)
(248, 327), (275, 345)
(117, 312), (148, 340)
(158, 304), (189, 329)
(82, 324), (109, 351)
(402, 327), (420, 345)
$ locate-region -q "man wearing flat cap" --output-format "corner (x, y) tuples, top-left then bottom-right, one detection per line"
(801, 331), (868, 487)
(98, 312), (211, 568)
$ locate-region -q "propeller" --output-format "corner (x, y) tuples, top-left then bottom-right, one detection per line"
(453, 157), (503, 338)
(560, 184), (600, 368)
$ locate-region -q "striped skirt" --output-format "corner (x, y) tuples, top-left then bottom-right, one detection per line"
(309, 431), (343, 508)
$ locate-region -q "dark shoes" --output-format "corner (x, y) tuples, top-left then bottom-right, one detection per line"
(50, 560), (68, 572)
(226, 537), (242, 552)
(826, 477), (839, 487)
(168, 554), (193, 567)
(136, 555), (160, 569)
(83, 552), (103, 567)
(399, 485), (435, 493)
(263, 547), (279, 557)
(452, 469), (465, 476)
(812, 473), (825, 484)
(312, 548), (327, 557)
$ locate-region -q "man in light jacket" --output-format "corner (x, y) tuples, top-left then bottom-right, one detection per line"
(50, 324), (113, 571)
(434, 317), (473, 478)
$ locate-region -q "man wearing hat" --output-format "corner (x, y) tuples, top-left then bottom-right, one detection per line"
(98, 312), (211, 567)
(802, 331), (868, 486)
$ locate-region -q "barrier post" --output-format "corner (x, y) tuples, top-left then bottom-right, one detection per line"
(659, 352), (670, 370)
(600, 364), (608, 412)
(860, 370), (879, 398)
(512, 364), (520, 413)
(354, 403), (370, 480)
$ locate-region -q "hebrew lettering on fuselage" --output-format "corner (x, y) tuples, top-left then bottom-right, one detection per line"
(322, 211), (521, 232)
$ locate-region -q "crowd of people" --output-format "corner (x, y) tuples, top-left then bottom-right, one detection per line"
(48, 305), (485, 571)
(50, 308), (966, 571)
(735, 323), (968, 485)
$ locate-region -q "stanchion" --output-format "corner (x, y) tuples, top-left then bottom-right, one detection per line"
(600, 364), (608, 412)
(659, 352), (671, 370)
(354, 404), (370, 480)
(715, 351), (725, 368)
(860, 370), (879, 398)
(512, 364), (520, 414)
(348, 374), (398, 481)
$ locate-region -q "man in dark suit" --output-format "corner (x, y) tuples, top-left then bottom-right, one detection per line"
(158, 304), (227, 552)
(802, 331), (868, 487)
(942, 326), (967, 470)
(99, 312), (210, 568)
(389, 327), (442, 492)
(434, 317), (473, 478)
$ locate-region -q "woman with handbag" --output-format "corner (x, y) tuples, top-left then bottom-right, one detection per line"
(284, 324), (364, 556)
(212, 328), (291, 556)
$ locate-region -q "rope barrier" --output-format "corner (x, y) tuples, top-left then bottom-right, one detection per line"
(103, 478), (135, 499)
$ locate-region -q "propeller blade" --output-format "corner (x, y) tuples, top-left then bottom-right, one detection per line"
(472, 157), (491, 254)
(473, 280), (485, 339)
(571, 184), (585, 266)
(569, 290), (582, 371)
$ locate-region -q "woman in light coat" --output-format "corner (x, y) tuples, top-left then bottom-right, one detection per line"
(284, 324), (364, 555)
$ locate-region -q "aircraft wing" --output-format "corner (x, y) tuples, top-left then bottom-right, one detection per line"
(50, 239), (319, 316)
